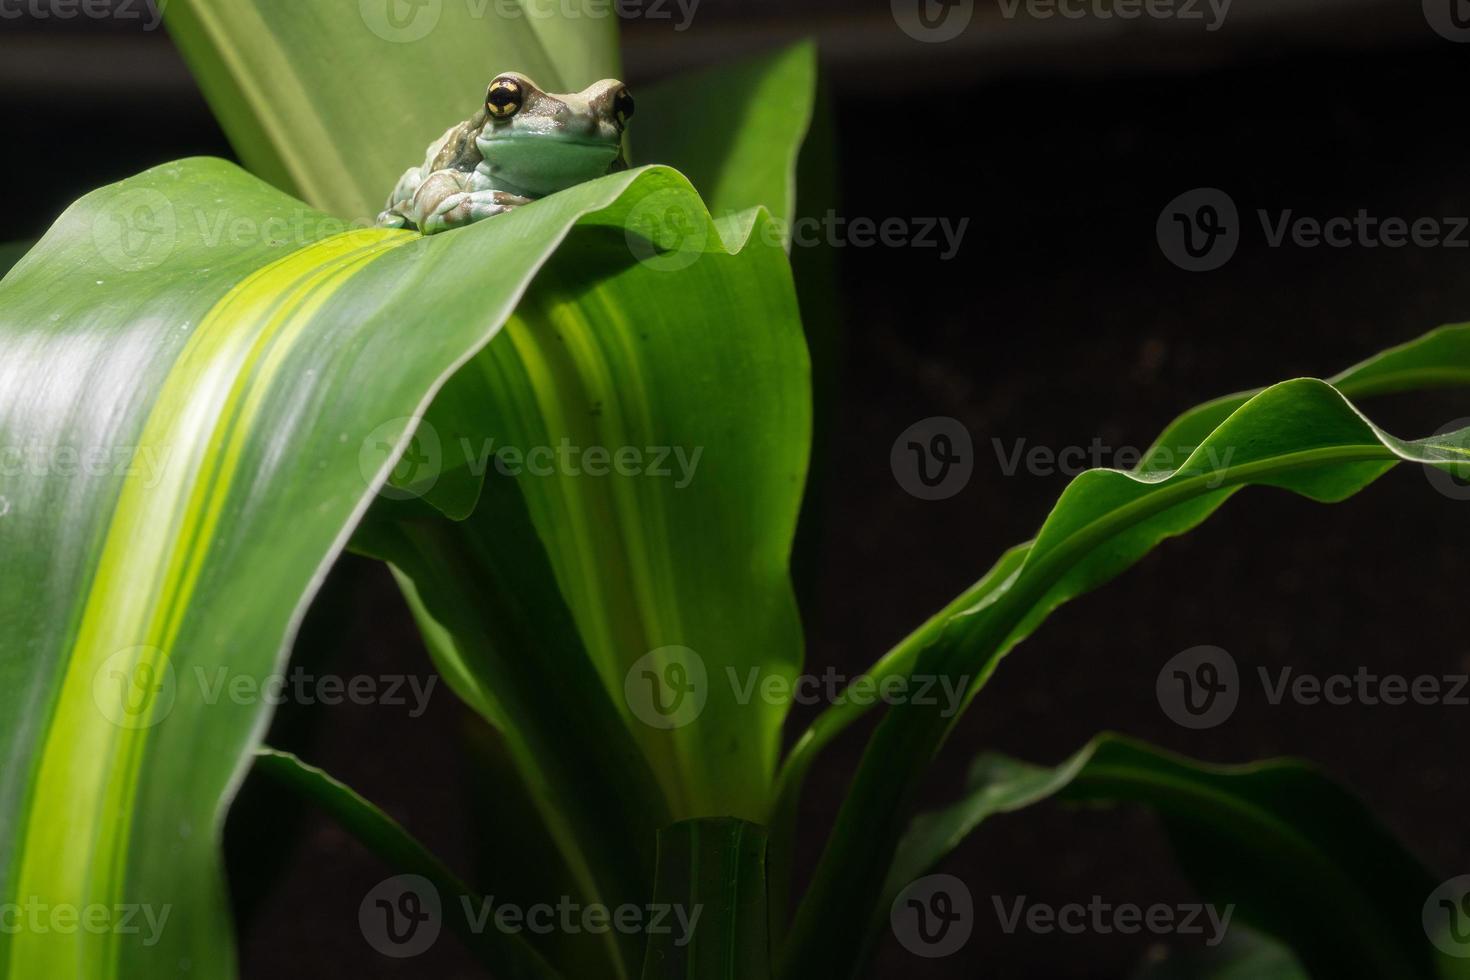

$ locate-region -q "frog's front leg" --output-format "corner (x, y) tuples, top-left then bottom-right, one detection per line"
(412, 171), (531, 236)
(377, 165), (425, 229)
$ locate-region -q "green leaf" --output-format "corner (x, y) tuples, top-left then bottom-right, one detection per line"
(886, 735), (1438, 979)
(252, 748), (560, 978)
(780, 373), (1470, 979)
(0, 241), (30, 278)
(382, 234), (809, 822)
(1144, 323), (1470, 472)
(164, 0), (621, 220)
(641, 819), (770, 980)
(782, 321), (1470, 778)
(0, 157), (796, 978)
(635, 43), (817, 234)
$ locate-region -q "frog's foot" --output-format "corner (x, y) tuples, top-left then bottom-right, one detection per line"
(420, 190), (533, 236)
(376, 208), (410, 230)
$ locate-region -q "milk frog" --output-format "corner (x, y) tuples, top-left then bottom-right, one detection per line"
(377, 74), (634, 235)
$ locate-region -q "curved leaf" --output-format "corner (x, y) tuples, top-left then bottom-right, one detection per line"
(0, 157), (794, 978)
(252, 748), (560, 979)
(887, 735), (1440, 979)
(0, 242), (29, 278)
(780, 377), (1470, 979)
(782, 322), (1470, 778)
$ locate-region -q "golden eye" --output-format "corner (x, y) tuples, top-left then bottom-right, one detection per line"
(614, 88), (635, 126)
(486, 78), (524, 119)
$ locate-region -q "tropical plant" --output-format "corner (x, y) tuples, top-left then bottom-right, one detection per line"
(1, 4), (1467, 979)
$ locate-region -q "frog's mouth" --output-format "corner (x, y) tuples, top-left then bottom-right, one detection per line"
(477, 133), (624, 198)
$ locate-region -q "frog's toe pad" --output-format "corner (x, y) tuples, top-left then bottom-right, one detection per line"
(376, 210), (409, 230)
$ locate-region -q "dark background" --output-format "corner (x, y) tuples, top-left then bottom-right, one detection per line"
(5, 1), (1469, 976)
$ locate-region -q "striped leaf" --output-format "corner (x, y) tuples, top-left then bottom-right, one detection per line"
(0, 158), (801, 978)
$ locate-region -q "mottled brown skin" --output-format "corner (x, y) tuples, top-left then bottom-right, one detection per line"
(377, 73), (633, 236)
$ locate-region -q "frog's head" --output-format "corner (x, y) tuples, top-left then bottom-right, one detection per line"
(474, 73), (633, 199)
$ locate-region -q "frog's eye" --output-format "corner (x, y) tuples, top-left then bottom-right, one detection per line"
(613, 88), (635, 127)
(486, 78), (524, 120)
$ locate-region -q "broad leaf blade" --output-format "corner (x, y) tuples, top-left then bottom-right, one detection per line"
(0, 157), (791, 978)
(394, 235), (810, 825)
(635, 42), (817, 234)
(165, 0), (620, 220)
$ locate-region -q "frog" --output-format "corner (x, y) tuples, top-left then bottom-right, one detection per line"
(377, 73), (635, 236)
